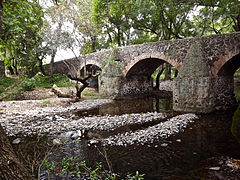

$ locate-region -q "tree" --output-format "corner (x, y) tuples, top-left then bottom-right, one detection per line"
(0, 1), (42, 179)
(0, 0), (44, 76)
(93, 0), (134, 47)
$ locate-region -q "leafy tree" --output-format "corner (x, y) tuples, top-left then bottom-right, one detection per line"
(0, 0), (44, 76)
(190, 0), (239, 35)
(93, 0), (134, 46)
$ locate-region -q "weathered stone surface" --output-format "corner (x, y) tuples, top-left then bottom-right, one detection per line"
(178, 40), (210, 77)
(214, 76), (237, 110)
(173, 77), (215, 113)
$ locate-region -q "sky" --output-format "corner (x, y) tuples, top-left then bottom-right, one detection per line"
(39, 0), (81, 63)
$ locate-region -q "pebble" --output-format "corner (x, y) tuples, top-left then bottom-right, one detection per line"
(1, 110), (166, 136)
(1, 99), (198, 148)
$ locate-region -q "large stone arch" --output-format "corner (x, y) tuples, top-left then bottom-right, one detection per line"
(213, 52), (240, 110)
(212, 45), (240, 76)
(124, 54), (181, 77)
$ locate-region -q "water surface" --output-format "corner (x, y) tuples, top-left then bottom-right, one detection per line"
(10, 96), (240, 179)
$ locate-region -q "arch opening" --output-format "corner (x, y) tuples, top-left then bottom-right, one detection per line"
(124, 58), (178, 98)
(215, 53), (240, 110)
(217, 54), (240, 77)
(80, 64), (102, 90)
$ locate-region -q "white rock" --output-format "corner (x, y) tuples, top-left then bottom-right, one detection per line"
(209, 167), (220, 171)
(53, 138), (62, 145)
(12, 138), (21, 144)
(161, 143), (168, 147)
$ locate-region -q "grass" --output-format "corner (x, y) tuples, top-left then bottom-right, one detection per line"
(41, 99), (52, 104)
(82, 89), (101, 99)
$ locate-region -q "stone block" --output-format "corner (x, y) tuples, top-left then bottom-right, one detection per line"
(173, 77), (215, 113)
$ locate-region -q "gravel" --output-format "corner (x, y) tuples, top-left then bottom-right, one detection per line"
(103, 113), (198, 146)
(0, 111), (166, 136)
(0, 98), (198, 147)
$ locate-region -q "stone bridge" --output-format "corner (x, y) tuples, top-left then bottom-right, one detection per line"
(53, 32), (240, 113)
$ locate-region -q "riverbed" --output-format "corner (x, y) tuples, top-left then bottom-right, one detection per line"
(1, 92), (240, 179)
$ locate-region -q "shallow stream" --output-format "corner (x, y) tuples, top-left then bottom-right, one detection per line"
(9, 95), (240, 179)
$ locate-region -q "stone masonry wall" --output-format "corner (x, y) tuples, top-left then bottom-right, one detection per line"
(52, 32), (240, 112)
(214, 76), (236, 110)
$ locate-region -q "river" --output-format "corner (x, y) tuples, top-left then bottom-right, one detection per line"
(9, 89), (240, 179)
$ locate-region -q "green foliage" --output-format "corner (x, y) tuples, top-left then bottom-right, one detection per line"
(0, 73), (73, 100)
(20, 73), (73, 91)
(234, 69), (240, 78)
(0, 0), (44, 76)
(0, 77), (16, 93)
(41, 99), (52, 104)
(42, 157), (144, 179)
(93, 0), (239, 49)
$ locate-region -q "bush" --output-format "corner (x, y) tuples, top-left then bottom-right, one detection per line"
(42, 157), (144, 180)
(20, 73), (73, 91)
(21, 79), (36, 91)
(0, 77), (16, 93)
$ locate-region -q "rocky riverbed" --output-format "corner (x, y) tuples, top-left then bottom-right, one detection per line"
(0, 97), (198, 146)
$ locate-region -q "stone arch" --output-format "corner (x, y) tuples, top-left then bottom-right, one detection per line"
(124, 54), (181, 77)
(212, 47), (240, 76)
(79, 59), (101, 70)
(216, 53), (240, 76)
(80, 64), (102, 76)
(213, 52), (240, 111)
(79, 63), (102, 89)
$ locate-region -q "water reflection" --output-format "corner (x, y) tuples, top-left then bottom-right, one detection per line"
(231, 106), (240, 142)
(75, 97), (172, 117)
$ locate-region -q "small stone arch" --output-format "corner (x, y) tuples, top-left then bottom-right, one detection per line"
(79, 59), (101, 71)
(124, 53), (181, 77)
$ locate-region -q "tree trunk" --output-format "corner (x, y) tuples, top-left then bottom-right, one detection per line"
(117, 27), (121, 46)
(67, 74), (92, 99)
(0, 0), (3, 38)
(233, 15), (240, 32)
(164, 63), (171, 80)
(12, 62), (18, 75)
(91, 35), (97, 53)
(75, 81), (88, 99)
(0, 125), (34, 180)
(51, 84), (72, 98)
(50, 49), (57, 77)
(154, 65), (164, 90)
(7, 66), (14, 75)
(38, 58), (46, 76)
